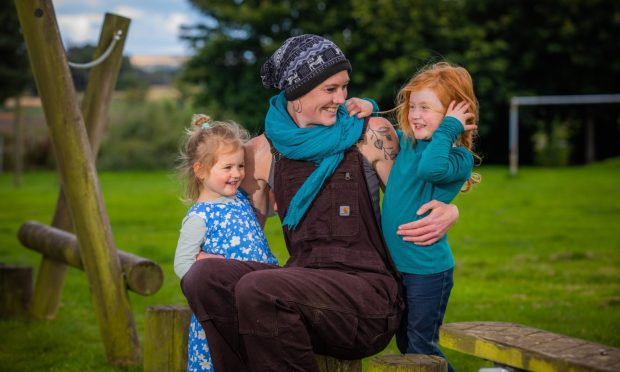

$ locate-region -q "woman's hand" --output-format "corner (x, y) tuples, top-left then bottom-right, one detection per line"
(396, 200), (459, 246)
(445, 101), (476, 132)
(345, 98), (375, 118)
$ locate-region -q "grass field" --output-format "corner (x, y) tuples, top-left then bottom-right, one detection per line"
(1, 161), (619, 371)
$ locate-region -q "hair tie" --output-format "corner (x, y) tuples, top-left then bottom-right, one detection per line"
(191, 114), (211, 129)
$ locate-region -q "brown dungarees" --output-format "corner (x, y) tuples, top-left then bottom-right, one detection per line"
(182, 124), (403, 372)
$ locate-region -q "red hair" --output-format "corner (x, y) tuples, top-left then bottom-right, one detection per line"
(395, 62), (481, 191)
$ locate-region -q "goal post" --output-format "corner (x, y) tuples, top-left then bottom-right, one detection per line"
(509, 94), (620, 175)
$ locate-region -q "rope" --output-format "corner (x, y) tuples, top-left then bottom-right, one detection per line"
(67, 30), (124, 69)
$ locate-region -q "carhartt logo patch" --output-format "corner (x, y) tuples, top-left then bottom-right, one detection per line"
(339, 205), (350, 216)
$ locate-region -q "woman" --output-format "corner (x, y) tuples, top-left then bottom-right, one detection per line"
(181, 34), (459, 371)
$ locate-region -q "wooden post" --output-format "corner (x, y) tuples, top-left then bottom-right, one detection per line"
(18, 221), (163, 296)
(369, 354), (448, 372)
(15, 1), (139, 366)
(13, 93), (23, 187)
(316, 355), (362, 372)
(29, 12), (130, 321)
(0, 264), (33, 318)
(144, 305), (192, 372)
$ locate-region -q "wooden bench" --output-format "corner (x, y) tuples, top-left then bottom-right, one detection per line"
(439, 321), (620, 371)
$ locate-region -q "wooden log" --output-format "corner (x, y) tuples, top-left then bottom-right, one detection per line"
(369, 354), (448, 372)
(15, 1), (139, 366)
(0, 264), (33, 319)
(18, 221), (163, 296)
(440, 321), (620, 372)
(316, 354), (362, 372)
(144, 305), (192, 372)
(30, 11), (131, 321)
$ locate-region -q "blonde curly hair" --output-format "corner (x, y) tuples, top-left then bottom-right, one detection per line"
(178, 114), (250, 202)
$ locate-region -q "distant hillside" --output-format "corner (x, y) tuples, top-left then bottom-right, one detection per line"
(129, 55), (190, 73)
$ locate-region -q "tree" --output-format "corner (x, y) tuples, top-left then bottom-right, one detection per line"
(1, 1), (32, 185)
(181, 0), (362, 133)
(0, 1), (31, 103)
(181, 0), (620, 163)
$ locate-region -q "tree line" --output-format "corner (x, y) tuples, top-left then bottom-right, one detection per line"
(180, 0), (620, 165)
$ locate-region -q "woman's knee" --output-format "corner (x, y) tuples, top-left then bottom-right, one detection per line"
(235, 270), (277, 307)
(235, 271), (286, 334)
(181, 259), (232, 299)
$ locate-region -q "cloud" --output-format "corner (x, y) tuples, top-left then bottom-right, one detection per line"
(112, 6), (145, 20)
(55, 0), (102, 7)
(57, 14), (103, 45)
(165, 12), (191, 34)
(54, 0), (204, 55)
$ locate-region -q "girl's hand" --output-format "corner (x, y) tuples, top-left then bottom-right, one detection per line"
(346, 98), (374, 118)
(196, 252), (225, 260)
(445, 101), (476, 132)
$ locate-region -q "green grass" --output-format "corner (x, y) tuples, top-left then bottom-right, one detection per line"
(1, 160), (619, 371)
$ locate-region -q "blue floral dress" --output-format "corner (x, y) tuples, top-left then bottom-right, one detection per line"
(185, 190), (278, 371)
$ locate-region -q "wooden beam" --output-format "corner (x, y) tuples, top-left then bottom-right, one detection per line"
(29, 12), (131, 321)
(18, 221), (163, 296)
(15, 1), (140, 366)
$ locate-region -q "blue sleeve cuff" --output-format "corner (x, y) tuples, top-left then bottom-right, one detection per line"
(437, 116), (465, 141)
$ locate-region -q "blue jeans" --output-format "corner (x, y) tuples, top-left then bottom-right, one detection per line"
(396, 268), (455, 372)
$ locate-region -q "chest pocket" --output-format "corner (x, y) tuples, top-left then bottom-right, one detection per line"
(283, 168), (360, 243)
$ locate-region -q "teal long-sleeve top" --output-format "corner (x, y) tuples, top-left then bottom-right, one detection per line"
(381, 117), (473, 274)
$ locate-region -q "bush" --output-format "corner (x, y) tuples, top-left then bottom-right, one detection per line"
(98, 99), (202, 170)
(532, 119), (572, 167)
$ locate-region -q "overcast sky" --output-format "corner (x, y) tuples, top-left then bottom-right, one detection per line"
(54, 0), (207, 56)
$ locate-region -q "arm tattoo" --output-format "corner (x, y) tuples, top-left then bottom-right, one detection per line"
(367, 126), (398, 160)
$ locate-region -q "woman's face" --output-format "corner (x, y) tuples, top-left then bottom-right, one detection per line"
(292, 70), (349, 127)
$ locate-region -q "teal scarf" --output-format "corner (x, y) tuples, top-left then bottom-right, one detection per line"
(265, 91), (364, 229)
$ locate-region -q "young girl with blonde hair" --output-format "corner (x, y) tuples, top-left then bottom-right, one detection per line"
(381, 62), (481, 372)
(173, 114), (278, 371)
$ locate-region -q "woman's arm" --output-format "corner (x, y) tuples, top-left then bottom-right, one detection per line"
(357, 116), (399, 189)
(396, 201), (459, 246)
(241, 134), (273, 227)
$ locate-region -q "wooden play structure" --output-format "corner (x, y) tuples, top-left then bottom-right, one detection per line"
(11, 0), (163, 367)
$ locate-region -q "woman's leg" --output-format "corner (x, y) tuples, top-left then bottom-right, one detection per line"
(235, 268), (401, 372)
(181, 258), (278, 371)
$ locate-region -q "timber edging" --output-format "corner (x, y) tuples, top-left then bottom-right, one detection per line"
(439, 321), (620, 371)
(0, 264), (33, 319)
(368, 354), (448, 371)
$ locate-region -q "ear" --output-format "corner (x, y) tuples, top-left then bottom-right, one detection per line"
(193, 161), (204, 180)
